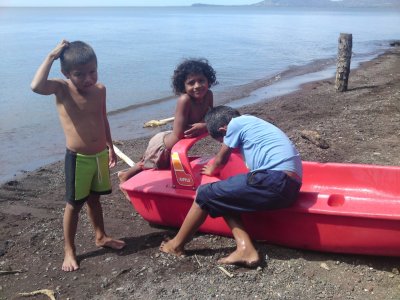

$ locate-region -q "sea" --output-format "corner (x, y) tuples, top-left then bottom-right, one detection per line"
(0, 6), (399, 183)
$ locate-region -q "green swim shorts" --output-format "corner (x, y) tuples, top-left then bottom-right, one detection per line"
(65, 148), (112, 205)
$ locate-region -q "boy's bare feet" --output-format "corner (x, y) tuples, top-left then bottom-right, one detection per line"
(62, 250), (79, 272)
(217, 248), (260, 268)
(117, 170), (130, 183)
(159, 238), (185, 256)
(96, 236), (126, 250)
(117, 163), (143, 183)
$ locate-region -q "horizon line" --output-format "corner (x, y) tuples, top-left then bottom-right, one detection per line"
(0, 4), (247, 7)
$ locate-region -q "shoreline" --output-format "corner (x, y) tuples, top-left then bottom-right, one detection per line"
(0, 46), (399, 299)
(107, 49), (382, 120)
(111, 46), (400, 173)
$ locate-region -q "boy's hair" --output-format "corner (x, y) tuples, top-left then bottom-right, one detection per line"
(205, 106), (241, 139)
(172, 58), (218, 95)
(60, 41), (97, 73)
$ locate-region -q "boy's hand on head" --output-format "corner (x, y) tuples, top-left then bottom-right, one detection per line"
(50, 39), (69, 60)
(30, 39), (70, 95)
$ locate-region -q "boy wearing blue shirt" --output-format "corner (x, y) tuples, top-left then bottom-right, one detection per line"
(160, 106), (302, 267)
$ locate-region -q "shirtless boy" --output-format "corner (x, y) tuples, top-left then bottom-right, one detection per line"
(118, 58), (217, 182)
(31, 40), (125, 272)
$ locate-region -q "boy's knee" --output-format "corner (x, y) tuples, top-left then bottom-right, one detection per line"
(65, 201), (84, 213)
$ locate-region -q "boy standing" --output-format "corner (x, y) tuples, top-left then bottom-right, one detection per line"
(160, 106), (302, 267)
(31, 40), (125, 272)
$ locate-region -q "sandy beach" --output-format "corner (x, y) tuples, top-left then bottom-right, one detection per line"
(0, 46), (399, 299)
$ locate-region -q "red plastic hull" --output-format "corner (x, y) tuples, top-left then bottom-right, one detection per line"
(121, 136), (400, 257)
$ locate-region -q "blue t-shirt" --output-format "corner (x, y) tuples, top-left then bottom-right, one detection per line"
(223, 115), (303, 177)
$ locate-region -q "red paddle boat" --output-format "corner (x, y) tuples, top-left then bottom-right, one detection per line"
(120, 134), (400, 257)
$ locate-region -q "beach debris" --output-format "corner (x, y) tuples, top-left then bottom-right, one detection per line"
(300, 130), (330, 149)
(194, 254), (202, 267)
(390, 40), (400, 47)
(134, 266), (147, 276)
(5, 180), (18, 187)
(0, 269), (24, 275)
(113, 145), (135, 167)
(143, 117), (175, 128)
(115, 268), (132, 277)
(19, 289), (56, 300)
(113, 140), (124, 146)
(218, 266), (234, 278)
(320, 262), (330, 270)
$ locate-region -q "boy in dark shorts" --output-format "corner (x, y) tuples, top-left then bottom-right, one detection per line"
(31, 40), (125, 272)
(160, 106), (302, 267)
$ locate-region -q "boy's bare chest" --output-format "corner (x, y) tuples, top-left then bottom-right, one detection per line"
(188, 101), (209, 122)
(62, 95), (102, 115)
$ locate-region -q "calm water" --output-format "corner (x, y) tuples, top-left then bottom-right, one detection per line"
(0, 6), (399, 183)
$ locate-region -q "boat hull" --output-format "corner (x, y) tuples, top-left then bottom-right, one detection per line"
(121, 136), (400, 257)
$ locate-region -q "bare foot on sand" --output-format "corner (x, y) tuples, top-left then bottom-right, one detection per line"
(96, 236), (126, 250)
(217, 249), (260, 268)
(117, 163), (143, 183)
(62, 250), (79, 272)
(159, 238), (185, 256)
(117, 170), (130, 183)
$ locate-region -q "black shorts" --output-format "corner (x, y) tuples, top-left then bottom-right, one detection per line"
(196, 169), (301, 218)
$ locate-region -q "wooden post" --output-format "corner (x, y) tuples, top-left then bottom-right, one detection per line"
(335, 33), (352, 92)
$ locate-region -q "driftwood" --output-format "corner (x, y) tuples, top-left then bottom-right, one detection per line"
(194, 254), (202, 267)
(217, 266), (234, 278)
(300, 130), (330, 149)
(143, 117), (175, 128)
(19, 289), (56, 300)
(0, 269), (23, 275)
(335, 33), (352, 92)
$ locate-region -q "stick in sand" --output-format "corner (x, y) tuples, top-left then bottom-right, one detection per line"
(218, 266), (234, 278)
(143, 117), (175, 128)
(19, 289), (56, 300)
(113, 145), (135, 167)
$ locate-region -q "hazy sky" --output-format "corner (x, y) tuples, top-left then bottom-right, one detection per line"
(0, 0), (258, 6)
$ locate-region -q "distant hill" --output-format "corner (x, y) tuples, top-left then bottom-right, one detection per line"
(252, 0), (400, 8)
(191, 3), (224, 6)
(192, 0), (400, 8)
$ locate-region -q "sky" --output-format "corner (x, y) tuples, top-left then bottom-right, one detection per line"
(0, 0), (258, 6)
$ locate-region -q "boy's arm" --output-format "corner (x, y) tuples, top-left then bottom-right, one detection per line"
(103, 88), (117, 168)
(202, 143), (232, 176)
(164, 94), (191, 149)
(31, 40), (69, 95)
(183, 122), (206, 138)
